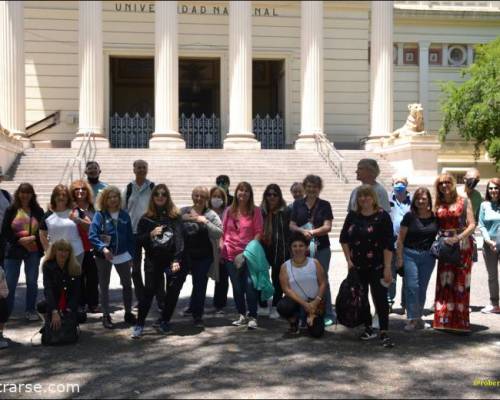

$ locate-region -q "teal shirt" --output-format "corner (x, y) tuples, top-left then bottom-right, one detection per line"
(478, 201), (500, 241)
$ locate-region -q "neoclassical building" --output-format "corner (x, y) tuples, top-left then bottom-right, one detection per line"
(0, 1), (499, 176)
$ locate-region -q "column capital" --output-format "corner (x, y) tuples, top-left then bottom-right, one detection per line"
(418, 40), (431, 50)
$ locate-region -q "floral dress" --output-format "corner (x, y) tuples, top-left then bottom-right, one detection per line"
(433, 197), (473, 332)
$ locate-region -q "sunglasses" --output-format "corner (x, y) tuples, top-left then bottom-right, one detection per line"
(266, 192), (278, 198)
(154, 192), (168, 198)
(488, 187), (499, 191)
(439, 181), (452, 185)
(74, 188), (86, 192)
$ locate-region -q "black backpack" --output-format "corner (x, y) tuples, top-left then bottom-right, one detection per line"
(335, 269), (369, 328)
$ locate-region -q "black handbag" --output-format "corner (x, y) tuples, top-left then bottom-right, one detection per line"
(430, 237), (461, 265)
(430, 198), (468, 265)
(40, 312), (79, 346)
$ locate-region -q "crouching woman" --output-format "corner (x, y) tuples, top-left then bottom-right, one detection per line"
(278, 232), (327, 338)
(37, 239), (81, 335)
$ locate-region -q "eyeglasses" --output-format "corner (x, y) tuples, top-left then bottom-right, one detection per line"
(154, 192), (168, 198)
(266, 192), (278, 198)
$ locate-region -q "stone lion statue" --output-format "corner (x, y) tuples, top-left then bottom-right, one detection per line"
(392, 103), (425, 138)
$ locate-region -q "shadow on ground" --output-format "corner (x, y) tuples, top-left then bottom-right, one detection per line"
(2, 288), (500, 399)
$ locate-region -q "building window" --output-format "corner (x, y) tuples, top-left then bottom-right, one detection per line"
(448, 45), (467, 66)
(403, 48), (418, 65)
(393, 44), (398, 65)
(429, 48), (442, 65)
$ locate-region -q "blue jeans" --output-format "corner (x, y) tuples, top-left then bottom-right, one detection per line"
(315, 247), (334, 320)
(189, 257), (213, 319)
(225, 261), (258, 318)
(403, 247), (436, 320)
(4, 252), (42, 314)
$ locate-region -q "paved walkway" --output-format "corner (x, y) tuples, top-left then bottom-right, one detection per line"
(1, 251), (499, 399)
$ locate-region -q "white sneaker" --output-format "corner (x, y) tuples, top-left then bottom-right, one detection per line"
(404, 321), (418, 332)
(481, 305), (500, 314)
(131, 325), (144, 339)
(247, 317), (258, 330)
(26, 311), (40, 322)
(0, 333), (8, 349)
(269, 307), (280, 319)
(232, 314), (248, 326)
(257, 305), (270, 317)
(371, 313), (380, 330)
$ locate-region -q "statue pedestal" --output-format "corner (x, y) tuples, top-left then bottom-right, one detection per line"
(366, 134), (441, 185)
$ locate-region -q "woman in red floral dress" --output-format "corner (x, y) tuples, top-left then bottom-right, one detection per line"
(433, 173), (476, 332)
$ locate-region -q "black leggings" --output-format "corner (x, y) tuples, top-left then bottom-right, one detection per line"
(80, 251), (99, 309)
(359, 267), (389, 331)
(277, 296), (324, 338)
(138, 259), (186, 326)
(0, 298), (8, 324)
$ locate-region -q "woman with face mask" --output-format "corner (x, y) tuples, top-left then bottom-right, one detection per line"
(180, 186), (223, 327)
(209, 186), (229, 315)
(388, 176), (412, 313)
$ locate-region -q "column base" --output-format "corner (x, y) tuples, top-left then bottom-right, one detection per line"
(368, 134), (441, 185)
(294, 132), (322, 150)
(71, 134), (110, 149)
(149, 133), (186, 149)
(223, 134), (261, 150)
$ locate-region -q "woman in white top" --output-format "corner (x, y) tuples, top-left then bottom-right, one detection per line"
(278, 232), (327, 337)
(40, 185), (84, 264)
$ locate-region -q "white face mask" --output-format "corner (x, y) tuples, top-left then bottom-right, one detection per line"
(211, 198), (224, 209)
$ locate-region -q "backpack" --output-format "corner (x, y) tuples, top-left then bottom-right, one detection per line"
(125, 181), (155, 207)
(335, 269), (369, 328)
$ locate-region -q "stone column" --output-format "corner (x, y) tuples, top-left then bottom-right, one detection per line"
(442, 43), (448, 67)
(150, 0), (185, 149)
(419, 41), (430, 131)
(369, 0), (393, 139)
(0, 1), (27, 144)
(224, 1), (259, 149)
(295, 0), (324, 150)
(73, 0), (108, 148)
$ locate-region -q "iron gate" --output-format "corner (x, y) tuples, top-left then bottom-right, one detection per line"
(253, 114), (285, 149)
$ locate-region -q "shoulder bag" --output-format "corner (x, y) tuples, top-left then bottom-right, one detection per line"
(430, 198), (468, 266)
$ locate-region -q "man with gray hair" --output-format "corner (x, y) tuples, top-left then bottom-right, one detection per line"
(348, 158), (390, 213)
(123, 160), (159, 307)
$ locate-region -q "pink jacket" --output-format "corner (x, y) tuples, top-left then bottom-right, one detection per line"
(221, 207), (264, 262)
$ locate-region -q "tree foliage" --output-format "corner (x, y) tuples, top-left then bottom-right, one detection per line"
(439, 37), (500, 169)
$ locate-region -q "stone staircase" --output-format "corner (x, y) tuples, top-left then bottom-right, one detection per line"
(2, 148), (396, 246)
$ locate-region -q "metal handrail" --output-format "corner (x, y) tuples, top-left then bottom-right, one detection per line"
(313, 133), (348, 183)
(59, 131), (97, 185)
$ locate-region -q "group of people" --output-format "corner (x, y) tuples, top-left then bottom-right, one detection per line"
(0, 158), (498, 349)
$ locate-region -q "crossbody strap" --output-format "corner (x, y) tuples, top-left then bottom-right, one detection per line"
(289, 260), (314, 300)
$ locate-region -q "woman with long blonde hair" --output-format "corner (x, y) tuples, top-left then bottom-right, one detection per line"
(38, 240), (81, 332)
(89, 186), (135, 329)
(432, 173), (476, 333)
